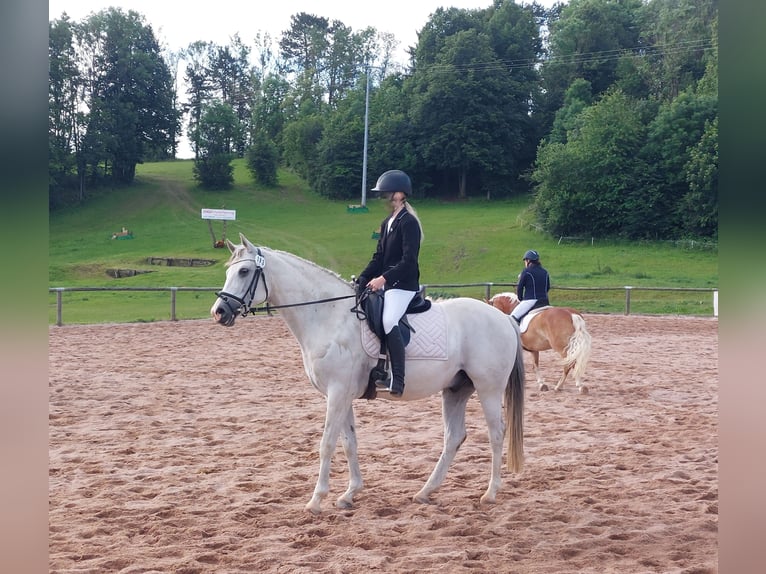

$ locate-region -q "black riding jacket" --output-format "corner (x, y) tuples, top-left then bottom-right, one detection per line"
(359, 209), (421, 292)
(516, 263), (550, 306)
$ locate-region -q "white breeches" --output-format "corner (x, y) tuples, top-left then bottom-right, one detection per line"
(382, 288), (417, 333)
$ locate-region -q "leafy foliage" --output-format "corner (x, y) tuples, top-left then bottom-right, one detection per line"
(246, 130), (279, 187)
(192, 102), (237, 189)
(49, 0), (717, 240)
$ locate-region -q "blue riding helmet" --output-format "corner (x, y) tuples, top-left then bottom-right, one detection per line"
(523, 250), (540, 261)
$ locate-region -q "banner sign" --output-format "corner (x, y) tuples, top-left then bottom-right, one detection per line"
(201, 208), (236, 220)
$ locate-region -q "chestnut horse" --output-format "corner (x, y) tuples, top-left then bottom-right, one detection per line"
(489, 292), (592, 394)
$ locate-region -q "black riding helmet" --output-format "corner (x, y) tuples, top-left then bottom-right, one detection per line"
(523, 249), (540, 261)
(371, 169), (412, 197)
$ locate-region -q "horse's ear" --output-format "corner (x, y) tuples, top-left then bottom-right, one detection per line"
(239, 233), (256, 252)
(225, 238), (236, 253)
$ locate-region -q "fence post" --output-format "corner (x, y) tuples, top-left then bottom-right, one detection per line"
(624, 286), (632, 315)
(56, 288), (64, 326)
(170, 287), (178, 321)
(485, 283), (492, 302)
(713, 290), (718, 317)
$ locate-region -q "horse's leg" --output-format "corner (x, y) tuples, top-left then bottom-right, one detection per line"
(413, 383), (474, 504)
(336, 405), (364, 509)
(477, 389), (506, 505)
(531, 351), (548, 391)
(305, 391), (350, 515)
(554, 363), (571, 391)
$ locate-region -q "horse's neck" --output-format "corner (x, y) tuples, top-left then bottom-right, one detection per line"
(264, 249), (353, 342)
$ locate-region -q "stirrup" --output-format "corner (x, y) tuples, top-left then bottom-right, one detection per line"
(375, 377), (403, 396)
(375, 376), (393, 390)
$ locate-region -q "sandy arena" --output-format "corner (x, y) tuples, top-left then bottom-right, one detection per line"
(49, 313), (718, 573)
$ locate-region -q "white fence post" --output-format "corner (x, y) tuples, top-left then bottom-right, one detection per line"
(713, 290), (718, 317)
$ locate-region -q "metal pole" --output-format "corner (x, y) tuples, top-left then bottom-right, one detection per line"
(361, 70), (371, 207)
(56, 288), (63, 326)
(170, 287), (177, 321)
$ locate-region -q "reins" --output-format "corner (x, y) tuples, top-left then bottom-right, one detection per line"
(248, 294), (356, 316)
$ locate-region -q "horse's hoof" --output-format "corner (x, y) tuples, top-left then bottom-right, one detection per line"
(578, 386), (589, 395)
(479, 494), (497, 505)
(336, 498), (353, 510)
(305, 501), (322, 515)
(413, 493), (431, 505)
(539, 383), (549, 392)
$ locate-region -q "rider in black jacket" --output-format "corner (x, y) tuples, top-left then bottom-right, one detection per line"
(511, 249), (550, 324)
(357, 170), (424, 396)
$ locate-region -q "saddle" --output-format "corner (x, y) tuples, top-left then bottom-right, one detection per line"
(519, 305), (550, 333)
(353, 288), (432, 400)
(358, 288), (431, 345)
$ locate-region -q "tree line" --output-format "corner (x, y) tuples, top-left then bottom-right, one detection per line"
(48, 0), (717, 240)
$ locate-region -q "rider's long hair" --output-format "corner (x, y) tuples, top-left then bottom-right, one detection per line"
(404, 201), (424, 243)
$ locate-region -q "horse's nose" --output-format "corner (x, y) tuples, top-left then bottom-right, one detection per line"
(213, 302), (239, 326)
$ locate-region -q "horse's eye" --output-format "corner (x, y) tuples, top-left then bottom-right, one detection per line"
(238, 267), (249, 276)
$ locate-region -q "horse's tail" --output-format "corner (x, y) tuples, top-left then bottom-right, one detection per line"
(564, 314), (592, 382)
(505, 318), (525, 473)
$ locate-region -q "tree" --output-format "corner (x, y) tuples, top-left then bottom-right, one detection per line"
(681, 116), (717, 237)
(81, 8), (178, 183)
(208, 35), (255, 157)
(636, 0), (717, 101)
(410, 29), (525, 198)
(281, 107), (324, 184)
(252, 73), (290, 149)
(539, 0), (643, 128)
(639, 88), (717, 236)
(246, 130), (279, 187)
(533, 89), (649, 237)
(279, 12), (330, 108)
(549, 78), (593, 143)
(49, 15), (82, 206)
(313, 83), (365, 199)
(193, 102), (237, 189)
(183, 41), (215, 159)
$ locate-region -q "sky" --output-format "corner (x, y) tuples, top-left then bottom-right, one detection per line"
(48, 0), (561, 65)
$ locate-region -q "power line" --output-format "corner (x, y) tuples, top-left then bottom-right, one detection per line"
(420, 38), (714, 75)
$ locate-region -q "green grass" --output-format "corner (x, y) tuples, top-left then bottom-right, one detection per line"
(49, 158), (718, 324)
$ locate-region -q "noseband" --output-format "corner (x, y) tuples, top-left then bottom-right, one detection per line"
(215, 249), (268, 318)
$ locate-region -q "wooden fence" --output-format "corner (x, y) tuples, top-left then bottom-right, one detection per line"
(49, 284), (718, 326)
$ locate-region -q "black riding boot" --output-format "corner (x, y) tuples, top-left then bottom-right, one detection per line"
(381, 325), (406, 397)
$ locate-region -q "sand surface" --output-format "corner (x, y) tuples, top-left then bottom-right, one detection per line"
(49, 313), (718, 573)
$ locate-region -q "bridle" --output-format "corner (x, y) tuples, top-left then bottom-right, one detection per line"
(215, 247), (355, 318)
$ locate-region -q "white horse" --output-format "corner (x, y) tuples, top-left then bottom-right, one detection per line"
(210, 233), (525, 514)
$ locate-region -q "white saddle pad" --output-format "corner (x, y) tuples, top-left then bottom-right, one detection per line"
(519, 306), (550, 333)
(361, 304), (448, 360)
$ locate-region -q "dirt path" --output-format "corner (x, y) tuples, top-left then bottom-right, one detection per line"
(49, 313), (718, 573)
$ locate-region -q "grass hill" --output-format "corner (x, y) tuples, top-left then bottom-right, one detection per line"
(49, 159), (718, 324)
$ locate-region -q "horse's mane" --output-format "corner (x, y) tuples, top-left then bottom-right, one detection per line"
(227, 243), (353, 287)
(274, 248), (353, 286)
(490, 292), (519, 302)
